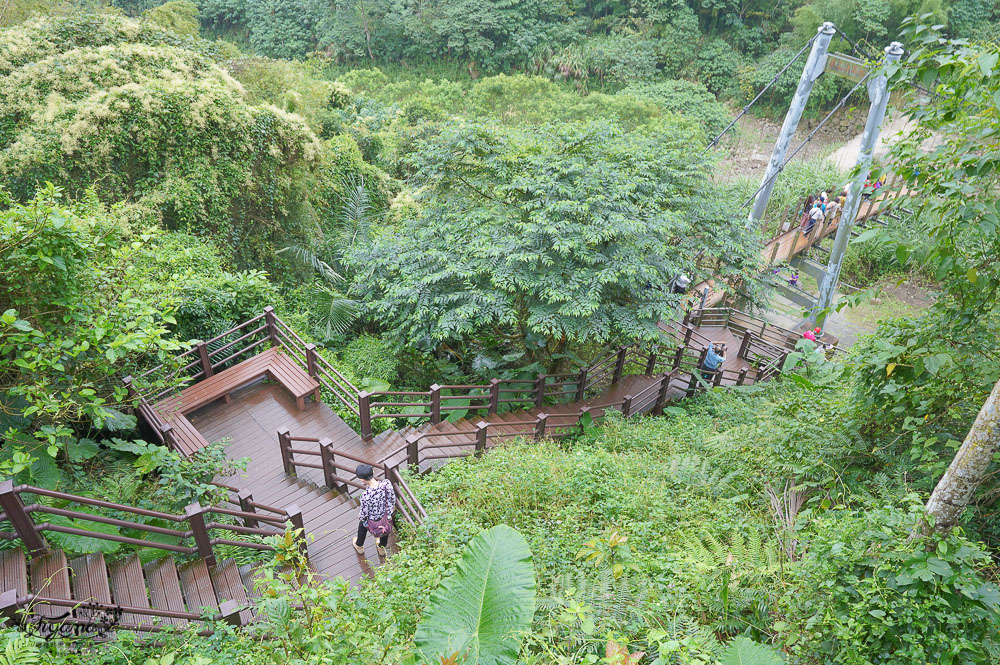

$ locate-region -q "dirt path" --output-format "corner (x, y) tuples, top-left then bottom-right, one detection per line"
(715, 106), (867, 180)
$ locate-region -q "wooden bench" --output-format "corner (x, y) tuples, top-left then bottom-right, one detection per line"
(154, 347), (320, 457)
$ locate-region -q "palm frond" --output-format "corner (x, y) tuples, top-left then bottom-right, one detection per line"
(276, 245), (344, 284)
(310, 282), (359, 340)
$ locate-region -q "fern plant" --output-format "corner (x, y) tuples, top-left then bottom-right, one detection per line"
(683, 530), (783, 639)
(0, 632), (40, 665)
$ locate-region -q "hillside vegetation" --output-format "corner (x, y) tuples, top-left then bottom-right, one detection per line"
(0, 2), (999, 665)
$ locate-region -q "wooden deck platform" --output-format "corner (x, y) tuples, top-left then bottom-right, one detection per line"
(181, 323), (752, 582)
(189, 380), (396, 582)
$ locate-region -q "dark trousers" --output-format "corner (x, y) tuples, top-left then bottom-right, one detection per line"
(357, 520), (389, 548)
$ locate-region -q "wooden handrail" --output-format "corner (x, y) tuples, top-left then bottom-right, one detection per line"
(1, 482), (292, 565)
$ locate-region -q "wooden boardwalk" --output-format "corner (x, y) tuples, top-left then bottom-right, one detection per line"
(189, 383), (388, 582)
(185, 323), (750, 582)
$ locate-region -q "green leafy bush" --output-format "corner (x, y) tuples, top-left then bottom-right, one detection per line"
(619, 79), (730, 137)
(780, 503), (1000, 664)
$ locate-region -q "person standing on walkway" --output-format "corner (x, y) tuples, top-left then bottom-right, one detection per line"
(701, 343), (726, 380)
(352, 464), (396, 558)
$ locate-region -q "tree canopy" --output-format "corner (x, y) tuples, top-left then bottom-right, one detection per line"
(349, 119), (761, 369)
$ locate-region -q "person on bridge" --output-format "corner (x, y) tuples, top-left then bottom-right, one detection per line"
(803, 202), (824, 236)
(701, 343), (726, 380)
(352, 463), (396, 558)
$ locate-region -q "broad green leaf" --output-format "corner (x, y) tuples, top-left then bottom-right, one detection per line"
(414, 525), (536, 665)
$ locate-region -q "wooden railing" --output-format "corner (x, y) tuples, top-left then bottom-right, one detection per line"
(0, 480), (303, 568)
(126, 307), (361, 420)
(276, 430), (427, 527)
(128, 306), (794, 445)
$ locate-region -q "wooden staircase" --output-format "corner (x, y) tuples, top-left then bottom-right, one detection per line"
(0, 547), (260, 633)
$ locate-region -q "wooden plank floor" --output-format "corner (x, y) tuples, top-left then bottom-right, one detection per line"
(185, 325), (753, 581)
(188, 380), (399, 582)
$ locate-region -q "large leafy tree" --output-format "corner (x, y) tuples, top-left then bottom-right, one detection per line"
(349, 119), (761, 371)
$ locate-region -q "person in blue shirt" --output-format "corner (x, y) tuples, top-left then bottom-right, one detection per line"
(701, 343), (726, 380)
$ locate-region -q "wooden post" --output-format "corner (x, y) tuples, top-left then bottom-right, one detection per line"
(488, 379), (500, 415)
(359, 392), (372, 441)
(682, 308), (691, 327)
(320, 438), (336, 489)
(305, 343), (321, 402)
(285, 503), (308, 558)
(645, 351), (657, 374)
(196, 342), (214, 379)
(263, 306), (278, 346)
(788, 229), (800, 260)
(475, 421), (488, 455)
(185, 503), (216, 568)
(158, 422), (176, 452)
(278, 427), (294, 476)
(406, 434), (420, 467)
(697, 347), (709, 370)
(684, 326), (693, 346)
(0, 481), (46, 555)
(219, 600), (245, 627)
(575, 368), (588, 402)
(612, 348), (628, 384)
(738, 331), (752, 359)
(768, 238), (781, 265)
(713, 369), (724, 387)
(621, 395), (633, 417)
(686, 372), (699, 397)
(736, 368), (748, 386)
(577, 407), (590, 434)
(673, 346), (684, 370)
(653, 374), (671, 415)
(429, 384), (442, 425)
(534, 374), (546, 409)
(237, 489), (257, 529)
(535, 413), (547, 440)
(123, 376), (136, 401)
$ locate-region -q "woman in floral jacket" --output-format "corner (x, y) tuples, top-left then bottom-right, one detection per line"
(352, 463), (396, 557)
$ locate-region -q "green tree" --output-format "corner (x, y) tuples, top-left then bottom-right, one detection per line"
(349, 120), (761, 371)
(0, 186), (184, 471)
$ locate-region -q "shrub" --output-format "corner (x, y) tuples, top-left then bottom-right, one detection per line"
(338, 334), (399, 385)
(780, 503), (1000, 665)
(143, 0), (200, 37)
(619, 79), (729, 138)
(694, 38), (744, 98)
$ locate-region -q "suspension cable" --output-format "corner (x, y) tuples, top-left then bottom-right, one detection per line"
(740, 68), (877, 209)
(704, 35), (818, 152)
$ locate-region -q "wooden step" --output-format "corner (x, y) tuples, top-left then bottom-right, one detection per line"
(0, 548), (27, 598)
(144, 556), (186, 626)
(29, 550), (71, 618)
(178, 560), (219, 616)
(108, 555), (152, 627)
(211, 560), (253, 625)
(69, 553), (112, 622)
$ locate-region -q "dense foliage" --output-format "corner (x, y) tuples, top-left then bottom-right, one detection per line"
(350, 120), (761, 370)
(0, 6), (999, 665)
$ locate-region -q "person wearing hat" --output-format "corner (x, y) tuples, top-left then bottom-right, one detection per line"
(352, 463), (396, 558)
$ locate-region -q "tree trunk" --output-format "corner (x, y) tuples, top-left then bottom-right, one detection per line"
(924, 377), (1000, 536)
